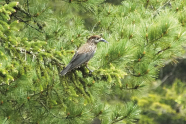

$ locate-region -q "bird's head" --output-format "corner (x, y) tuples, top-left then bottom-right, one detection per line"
(87, 35), (108, 44)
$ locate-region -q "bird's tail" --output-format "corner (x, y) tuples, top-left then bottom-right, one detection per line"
(60, 64), (72, 76)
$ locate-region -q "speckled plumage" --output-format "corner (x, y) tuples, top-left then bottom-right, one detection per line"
(60, 35), (108, 76)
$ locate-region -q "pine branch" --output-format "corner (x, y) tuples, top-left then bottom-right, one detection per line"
(13, 14), (45, 33)
(111, 116), (127, 124)
(161, 64), (177, 83)
(40, 100), (64, 119)
(156, 46), (170, 55)
(26, 0), (29, 13)
(11, 5), (48, 33)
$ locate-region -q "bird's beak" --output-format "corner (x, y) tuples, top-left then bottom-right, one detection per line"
(99, 38), (108, 43)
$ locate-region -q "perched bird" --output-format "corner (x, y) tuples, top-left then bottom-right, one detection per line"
(61, 35), (108, 76)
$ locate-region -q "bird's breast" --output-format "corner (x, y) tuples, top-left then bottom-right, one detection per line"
(77, 43), (97, 54)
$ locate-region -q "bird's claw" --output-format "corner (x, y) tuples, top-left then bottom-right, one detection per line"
(86, 65), (93, 74)
(89, 69), (93, 74)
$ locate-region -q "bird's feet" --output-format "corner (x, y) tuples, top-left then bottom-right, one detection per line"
(87, 67), (93, 74)
(88, 69), (93, 74)
(85, 64), (93, 74)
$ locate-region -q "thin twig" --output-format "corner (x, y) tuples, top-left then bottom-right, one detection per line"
(156, 46), (170, 55)
(111, 116), (127, 124)
(13, 15), (45, 33)
(27, 0), (29, 13)
(40, 100), (64, 119)
(161, 64), (177, 83)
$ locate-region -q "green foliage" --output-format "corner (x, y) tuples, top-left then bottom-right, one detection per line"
(0, 0), (186, 123)
(134, 79), (186, 124)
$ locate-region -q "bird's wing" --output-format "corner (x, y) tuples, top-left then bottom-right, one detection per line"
(60, 51), (95, 76)
(60, 52), (78, 76)
(68, 51), (79, 64)
(68, 43), (90, 63)
(69, 51), (95, 70)
(69, 43), (96, 69)
(61, 43), (96, 76)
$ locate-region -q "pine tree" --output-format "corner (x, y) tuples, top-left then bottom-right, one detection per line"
(0, 0), (186, 123)
(134, 79), (186, 124)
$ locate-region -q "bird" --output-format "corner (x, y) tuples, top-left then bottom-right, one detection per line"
(60, 35), (108, 76)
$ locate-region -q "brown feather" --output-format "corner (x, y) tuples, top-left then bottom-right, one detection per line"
(60, 35), (106, 76)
